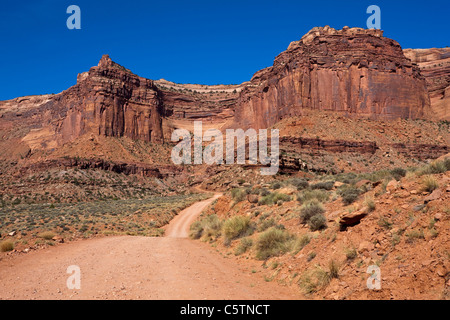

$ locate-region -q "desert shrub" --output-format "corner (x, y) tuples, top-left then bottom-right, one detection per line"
(362, 169), (393, 183)
(297, 189), (329, 203)
(328, 259), (340, 279)
(291, 234), (311, 254)
(345, 247), (358, 260)
(443, 157), (450, 171)
(307, 214), (327, 231)
(258, 192), (291, 206)
(364, 196), (376, 212)
(222, 216), (252, 243)
(248, 187), (260, 195)
(288, 178), (309, 190)
(307, 252), (316, 262)
(406, 229), (425, 243)
(334, 172), (357, 184)
(339, 187), (361, 205)
(231, 188), (246, 203)
(298, 260), (340, 294)
(257, 217), (276, 232)
(418, 160), (447, 176)
(255, 227), (292, 260)
(300, 200), (325, 223)
(259, 188), (271, 196)
(190, 222), (204, 240)
(0, 240), (14, 252)
(234, 238), (253, 256)
(377, 216), (393, 230)
(189, 214), (223, 240)
(270, 181), (282, 190)
(310, 181), (334, 191)
(390, 168), (407, 181)
(273, 193), (291, 203)
(299, 200), (327, 231)
(298, 269), (319, 294)
(258, 194), (273, 206)
(38, 231), (56, 240)
(421, 175), (439, 192)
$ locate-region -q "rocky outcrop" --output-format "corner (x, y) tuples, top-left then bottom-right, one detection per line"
(391, 143), (449, 160)
(234, 26), (431, 130)
(404, 48), (450, 120)
(18, 157), (183, 179)
(20, 55), (165, 149)
(155, 79), (241, 120)
(278, 136), (379, 173)
(280, 136), (379, 154)
(57, 55), (164, 144)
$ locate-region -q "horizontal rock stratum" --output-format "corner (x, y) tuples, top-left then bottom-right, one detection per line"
(233, 26), (431, 129)
(404, 47), (450, 121)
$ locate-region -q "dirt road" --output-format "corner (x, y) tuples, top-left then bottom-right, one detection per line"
(0, 194), (301, 300)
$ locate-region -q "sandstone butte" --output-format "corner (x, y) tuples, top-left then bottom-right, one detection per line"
(0, 26), (448, 152)
(233, 26), (432, 130)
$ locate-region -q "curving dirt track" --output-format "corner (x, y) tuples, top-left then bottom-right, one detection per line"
(0, 194), (301, 300)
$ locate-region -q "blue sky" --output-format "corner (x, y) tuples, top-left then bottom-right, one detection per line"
(0, 0), (448, 100)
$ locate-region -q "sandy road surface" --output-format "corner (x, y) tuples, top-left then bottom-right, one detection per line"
(0, 194), (301, 300)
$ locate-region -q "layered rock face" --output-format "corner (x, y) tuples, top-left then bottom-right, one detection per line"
(17, 157), (186, 179)
(155, 79), (242, 120)
(47, 55), (164, 146)
(404, 48), (450, 120)
(234, 26), (431, 129)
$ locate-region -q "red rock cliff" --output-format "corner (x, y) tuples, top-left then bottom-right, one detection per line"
(233, 26), (431, 129)
(49, 55), (164, 145)
(404, 48), (450, 121)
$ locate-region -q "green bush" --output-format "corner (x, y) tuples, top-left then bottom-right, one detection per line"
(406, 229), (425, 243)
(443, 157), (450, 171)
(307, 214), (327, 231)
(378, 216), (393, 230)
(364, 196), (376, 212)
(297, 189), (329, 203)
(258, 192), (291, 206)
(248, 187), (260, 195)
(222, 215), (252, 242)
(339, 187), (361, 205)
(310, 181), (334, 191)
(288, 178), (309, 190)
(189, 214), (223, 240)
(298, 260), (340, 294)
(270, 181), (282, 190)
(257, 217), (276, 232)
(255, 227), (292, 260)
(234, 238), (253, 256)
(422, 175), (439, 193)
(345, 247), (358, 260)
(231, 188), (246, 203)
(273, 193), (291, 204)
(390, 168), (406, 181)
(291, 234), (311, 254)
(300, 200), (325, 223)
(418, 160), (447, 176)
(334, 172), (357, 184)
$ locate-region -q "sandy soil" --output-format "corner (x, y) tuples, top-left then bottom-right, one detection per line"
(0, 194), (301, 300)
